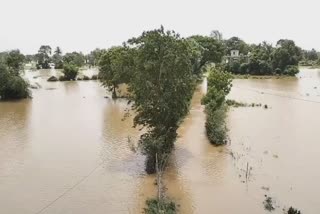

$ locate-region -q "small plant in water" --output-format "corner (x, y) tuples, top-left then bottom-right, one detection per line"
(264, 196), (275, 211)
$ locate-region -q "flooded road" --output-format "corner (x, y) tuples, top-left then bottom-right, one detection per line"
(0, 68), (319, 213)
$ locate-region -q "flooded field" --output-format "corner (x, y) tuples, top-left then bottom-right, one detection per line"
(0, 68), (319, 213)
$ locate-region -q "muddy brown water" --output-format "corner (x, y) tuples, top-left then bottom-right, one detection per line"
(0, 68), (319, 213)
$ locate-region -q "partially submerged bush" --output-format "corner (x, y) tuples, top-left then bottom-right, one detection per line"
(0, 64), (30, 100)
(205, 105), (228, 145)
(202, 66), (232, 145)
(283, 65), (299, 76)
(144, 199), (176, 214)
(62, 63), (79, 80)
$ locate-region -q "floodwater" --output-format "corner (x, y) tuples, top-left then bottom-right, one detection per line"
(0, 68), (319, 213)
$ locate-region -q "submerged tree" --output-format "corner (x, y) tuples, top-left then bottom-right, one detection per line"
(98, 46), (134, 98)
(128, 26), (195, 173)
(272, 39), (302, 75)
(63, 52), (85, 68)
(52, 47), (63, 69)
(36, 45), (52, 69)
(5, 50), (25, 74)
(0, 63), (30, 100)
(62, 63), (79, 80)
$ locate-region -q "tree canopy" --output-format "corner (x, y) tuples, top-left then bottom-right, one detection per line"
(63, 52), (85, 68)
(36, 45), (52, 69)
(128, 26), (195, 173)
(98, 46), (134, 98)
(0, 51), (30, 100)
(187, 35), (225, 75)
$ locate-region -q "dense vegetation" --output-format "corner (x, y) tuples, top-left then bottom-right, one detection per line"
(62, 63), (79, 81)
(223, 39), (302, 76)
(0, 50), (30, 100)
(300, 48), (320, 67)
(98, 46), (133, 98)
(202, 66), (232, 145)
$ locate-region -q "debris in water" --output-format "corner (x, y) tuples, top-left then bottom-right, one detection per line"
(273, 154), (279, 158)
(261, 186), (270, 191)
(264, 104), (268, 109)
(264, 151), (269, 155)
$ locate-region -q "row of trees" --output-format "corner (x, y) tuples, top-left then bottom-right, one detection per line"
(223, 39), (302, 76)
(31, 46), (105, 69)
(97, 27), (234, 213)
(300, 48), (320, 66)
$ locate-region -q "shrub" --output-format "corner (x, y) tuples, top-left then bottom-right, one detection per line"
(283, 65), (299, 76)
(0, 64), (30, 100)
(62, 63), (79, 80)
(203, 66), (232, 145)
(205, 105), (228, 145)
(144, 199), (176, 214)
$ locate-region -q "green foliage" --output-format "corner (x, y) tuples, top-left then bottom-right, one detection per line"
(5, 50), (25, 74)
(283, 65), (299, 76)
(0, 64), (30, 100)
(225, 37), (250, 55)
(63, 52), (85, 68)
(202, 67), (232, 145)
(86, 48), (106, 67)
(302, 48), (318, 61)
(36, 45), (52, 69)
(205, 105), (228, 145)
(98, 46), (134, 98)
(62, 63), (79, 80)
(223, 39), (301, 76)
(144, 199), (176, 214)
(272, 39), (302, 72)
(128, 26), (195, 173)
(52, 47), (63, 69)
(188, 35), (225, 75)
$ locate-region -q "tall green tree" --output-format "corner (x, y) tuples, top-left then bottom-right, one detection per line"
(128, 26), (195, 173)
(0, 63), (30, 100)
(99, 46), (134, 98)
(187, 35), (225, 75)
(87, 48), (106, 67)
(63, 52), (85, 67)
(52, 47), (63, 69)
(5, 50), (25, 74)
(210, 30), (223, 41)
(272, 39), (302, 74)
(36, 45), (52, 69)
(225, 37), (250, 55)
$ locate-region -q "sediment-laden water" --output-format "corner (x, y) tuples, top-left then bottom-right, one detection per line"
(0, 68), (319, 213)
